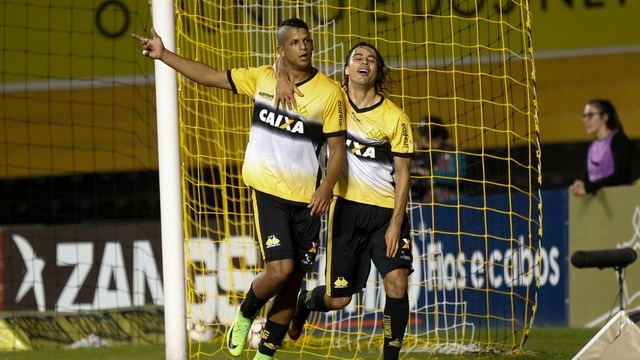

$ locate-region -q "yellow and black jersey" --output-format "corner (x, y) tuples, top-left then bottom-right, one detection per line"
(334, 95), (414, 209)
(228, 65), (346, 203)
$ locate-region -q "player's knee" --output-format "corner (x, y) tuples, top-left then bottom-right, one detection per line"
(264, 260), (295, 284)
(326, 296), (351, 310)
(383, 269), (409, 297)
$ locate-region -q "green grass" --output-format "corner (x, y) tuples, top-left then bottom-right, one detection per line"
(0, 327), (599, 360)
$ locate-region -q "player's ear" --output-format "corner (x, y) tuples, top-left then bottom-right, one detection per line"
(344, 66), (350, 77)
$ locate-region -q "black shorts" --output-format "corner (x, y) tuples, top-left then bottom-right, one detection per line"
(326, 197), (413, 297)
(252, 189), (320, 273)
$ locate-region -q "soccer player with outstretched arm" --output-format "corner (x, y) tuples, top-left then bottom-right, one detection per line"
(133, 18), (346, 360)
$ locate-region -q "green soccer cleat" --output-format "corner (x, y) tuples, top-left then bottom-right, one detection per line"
(288, 290), (311, 341)
(225, 310), (253, 356)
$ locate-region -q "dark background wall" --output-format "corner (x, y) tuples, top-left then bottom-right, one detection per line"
(3, 140), (638, 225)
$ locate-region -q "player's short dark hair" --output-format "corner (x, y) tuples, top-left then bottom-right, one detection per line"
(342, 42), (393, 94)
(419, 116), (449, 141)
(277, 18), (310, 44)
(279, 18), (309, 30)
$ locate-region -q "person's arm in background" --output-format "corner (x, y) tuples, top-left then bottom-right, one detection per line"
(410, 151), (428, 176)
(569, 151), (590, 196)
(432, 149), (467, 186)
(583, 132), (633, 193)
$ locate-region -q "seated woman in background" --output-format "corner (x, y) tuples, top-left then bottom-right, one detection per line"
(411, 116), (467, 203)
(569, 99), (633, 196)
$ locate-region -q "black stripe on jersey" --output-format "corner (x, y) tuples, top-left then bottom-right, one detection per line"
(348, 96), (384, 113)
(295, 68), (319, 87)
(227, 70), (238, 94)
(251, 103), (325, 148)
(325, 130), (347, 138)
(345, 134), (392, 164)
(391, 151), (412, 158)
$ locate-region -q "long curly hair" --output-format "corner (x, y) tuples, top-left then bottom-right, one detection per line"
(341, 42), (394, 94)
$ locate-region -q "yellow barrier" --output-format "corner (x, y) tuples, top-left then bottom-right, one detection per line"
(0, 306), (164, 351)
(3, 0), (639, 81)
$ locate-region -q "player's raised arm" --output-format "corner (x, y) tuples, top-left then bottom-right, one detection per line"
(132, 28), (232, 90)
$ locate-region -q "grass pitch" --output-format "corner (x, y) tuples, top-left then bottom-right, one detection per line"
(0, 327), (598, 359)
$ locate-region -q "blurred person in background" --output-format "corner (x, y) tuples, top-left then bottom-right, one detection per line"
(569, 99), (633, 196)
(411, 116), (467, 203)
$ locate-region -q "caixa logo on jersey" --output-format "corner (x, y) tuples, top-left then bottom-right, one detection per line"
(345, 139), (376, 159)
(0, 222), (164, 312)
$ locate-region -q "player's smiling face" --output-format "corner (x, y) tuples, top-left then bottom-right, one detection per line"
(344, 45), (378, 87)
(278, 27), (314, 70)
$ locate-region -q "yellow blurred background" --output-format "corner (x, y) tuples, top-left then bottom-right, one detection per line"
(1, 0), (639, 178)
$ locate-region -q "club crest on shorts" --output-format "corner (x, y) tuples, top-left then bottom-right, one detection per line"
(265, 235), (281, 248)
(334, 277), (348, 288)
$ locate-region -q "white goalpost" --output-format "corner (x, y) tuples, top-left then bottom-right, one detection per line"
(150, 1), (187, 360)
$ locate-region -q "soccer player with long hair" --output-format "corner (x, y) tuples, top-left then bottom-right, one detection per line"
(278, 42), (414, 360)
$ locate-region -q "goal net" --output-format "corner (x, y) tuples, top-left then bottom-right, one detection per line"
(177, 0), (542, 358)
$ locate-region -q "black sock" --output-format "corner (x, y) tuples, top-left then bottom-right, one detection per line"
(302, 286), (331, 312)
(382, 295), (409, 360)
(240, 284), (268, 319)
(258, 319), (288, 357)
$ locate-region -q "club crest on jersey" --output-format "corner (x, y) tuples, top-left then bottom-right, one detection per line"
(295, 105), (309, 118)
(346, 139), (375, 158)
(259, 109), (304, 134)
(366, 129), (385, 141)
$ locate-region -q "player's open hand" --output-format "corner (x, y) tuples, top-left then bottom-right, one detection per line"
(275, 75), (303, 111)
(384, 224), (402, 258)
(274, 55), (304, 110)
(308, 185), (332, 216)
(131, 28), (164, 59)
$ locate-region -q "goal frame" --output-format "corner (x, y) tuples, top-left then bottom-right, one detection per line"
(150, 2), (188, 360)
